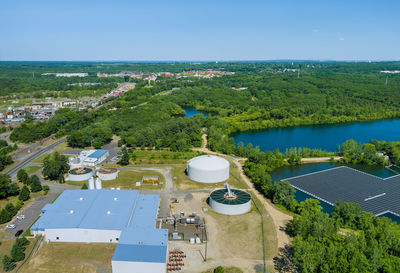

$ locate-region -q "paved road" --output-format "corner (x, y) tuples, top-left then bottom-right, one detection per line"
(4, 138), (66, 178)
(5, 170), (79, 239)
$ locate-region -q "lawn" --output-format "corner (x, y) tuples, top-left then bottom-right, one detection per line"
(129, 148), (203, 165)
(19, 242), (116, 273)
(202, 267), (244, 273)
(66, 169), (165, 190)
(23, 165), (42, 174)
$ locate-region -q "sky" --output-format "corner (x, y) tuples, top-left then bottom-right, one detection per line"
(0, 0), (399, 61)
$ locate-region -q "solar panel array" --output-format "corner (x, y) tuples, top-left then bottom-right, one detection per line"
(285, 166), (400, 216)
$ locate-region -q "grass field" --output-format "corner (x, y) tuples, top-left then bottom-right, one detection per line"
(202, 267), (244, 273)
(66, 169), (165, 190)
(23, 165), (42, 174)
(19, 242), (116, 273)
(130, 149), (203, 165)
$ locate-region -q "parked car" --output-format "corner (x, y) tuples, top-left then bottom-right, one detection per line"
(14, 230), (23, 237)
(16, 215), (25, 220)
(6, 224), (16, 229)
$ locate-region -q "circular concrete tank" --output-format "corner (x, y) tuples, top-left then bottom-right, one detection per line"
(187, 155), (229, 183)
(97, 168), (119, 180)
(68, 167), (93, 181)
(209, 188), (251, 215)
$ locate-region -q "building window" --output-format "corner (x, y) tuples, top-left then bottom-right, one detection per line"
(56, 237), (59, 240)
(116, 238), (119, 241)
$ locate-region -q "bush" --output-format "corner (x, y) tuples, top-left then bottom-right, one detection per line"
(30, 175), (42, 192)
(2, 255), (15, 272)
(42, 185), (50, 195)
(214, 266), (225, 273)
(118, 148), (130, 166)
(81, 183), (88, 190)
(42, 152), (69, 180)
(7, 183), (19, 196)
(10, 243), (25, 262)
(17, 169), (29, 184)
(19, 186), (30, 201)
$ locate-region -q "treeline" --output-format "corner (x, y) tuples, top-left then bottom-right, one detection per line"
(0, 140), (16, 171)
(2, 237), (30, 271)
(0, 171), (44, 224)
(286, 199), (400, 272)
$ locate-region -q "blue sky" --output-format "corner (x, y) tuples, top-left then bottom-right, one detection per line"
(0, 0), (399, 61)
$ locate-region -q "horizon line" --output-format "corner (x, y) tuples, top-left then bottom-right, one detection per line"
(1, 59), (400, 63)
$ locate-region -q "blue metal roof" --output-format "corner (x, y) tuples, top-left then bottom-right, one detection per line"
(32, 190), (140, 231)
(129, 194), (160, 229)
(31, 189), (168, 264)
(112, 244), (167, 263)
(88, 150), (108, 159)
(119, 227), (168, 246)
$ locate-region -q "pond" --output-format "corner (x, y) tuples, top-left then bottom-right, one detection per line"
(233, 119), (400, 151)
(183, 108), (208, 118)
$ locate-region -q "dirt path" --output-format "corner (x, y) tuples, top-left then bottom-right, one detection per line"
(193, 134), (292, 250)
(301, 156), (342, 163)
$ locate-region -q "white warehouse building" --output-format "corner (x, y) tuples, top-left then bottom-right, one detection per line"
(32, 190), (167, 273)
(83, 150), (109, 166)
(187, 155), (230, 183)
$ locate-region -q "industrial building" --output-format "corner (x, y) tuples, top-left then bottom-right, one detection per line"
(209, 183), (251, 215)
(284, 166), (400, 218)
(31, 190), (168, 273)
(83, 150), (109, 166)
(187, 155), (229, 183)
(69, 150), (110, 168)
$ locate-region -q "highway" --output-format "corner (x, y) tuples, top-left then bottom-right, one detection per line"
(4, 138), (66, 178)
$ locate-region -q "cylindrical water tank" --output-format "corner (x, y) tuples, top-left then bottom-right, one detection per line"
(187, 155), (229, 183)
(68, 167), (93, 181)
(88, 177), (95, 190)
(97, 168), (118, 180)
(209, 188), (251, 215)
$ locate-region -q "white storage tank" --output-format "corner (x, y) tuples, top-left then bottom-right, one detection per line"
(187, 155), (229, 183)
(95, 178), (102, 189)
(97, 168), (119, 180)
(88, 177), (95, 190)
(209, 183), (251, 215)
(69, 157), (83, 169)
(68, 167), (93, 181)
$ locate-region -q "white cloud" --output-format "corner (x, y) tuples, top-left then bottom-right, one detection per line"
(339, 37), (345, 41)
(312, 29), (319, 33)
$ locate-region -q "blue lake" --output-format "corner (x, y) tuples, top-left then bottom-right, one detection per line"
(183, 108), (208, 118)
(233, 119), (400, 151)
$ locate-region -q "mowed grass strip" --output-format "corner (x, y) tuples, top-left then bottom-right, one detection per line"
(19, 242), (116, 273)
(66, 169), (165, 190)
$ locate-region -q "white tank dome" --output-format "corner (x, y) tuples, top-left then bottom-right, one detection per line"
(187, 155), (229, 183)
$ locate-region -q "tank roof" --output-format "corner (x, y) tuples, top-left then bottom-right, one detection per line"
(210, 188), (251, 205)
(188, 155), (229, 171)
